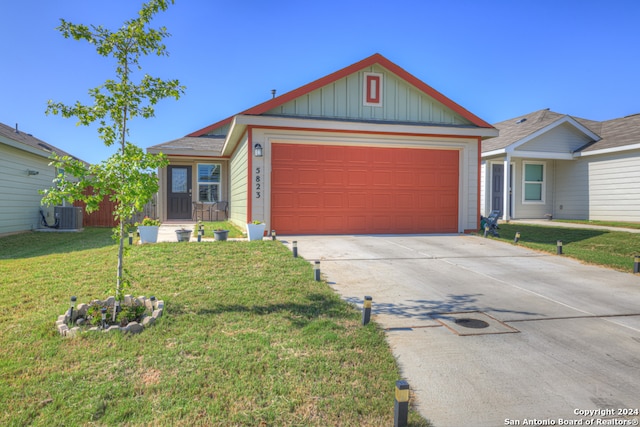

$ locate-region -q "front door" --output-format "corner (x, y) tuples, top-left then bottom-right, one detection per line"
(491, 164), (512, 217)
(167, 166), (192, 219)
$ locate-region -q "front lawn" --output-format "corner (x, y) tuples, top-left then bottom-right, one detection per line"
(0, 229), (428, 426)
(490, 223), (640, 272)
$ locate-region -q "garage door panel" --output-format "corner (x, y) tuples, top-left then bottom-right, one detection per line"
(298, 192), (320, 208)
(348, 170), (368, 185)
(272, 191), (295, 208)
(299, 169), (321, 185)
(394, 193), (414, 208)
(348, 193), (367, 208)
(324, 146), (345, 163)
(271, 144), (458, 234)
(323, 192), (344, 208)
(371, 192), (394, 208)
(371, 215), (393, 230)
(372, 170), (392, 186)
(394, 171), (414, 186)
(347, 216), (368, 232)
(272, 168), (294, 185)
(323, 169), (346, 185)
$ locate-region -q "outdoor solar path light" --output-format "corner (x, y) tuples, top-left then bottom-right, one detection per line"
(197, 228), (202, 242)
(101, 307), (107, 329)
(271, 230), (276, 241)
(362, 296), (372, 326)
(483, 223), (488, 238)
(292, 241), (298, 258)
(150, 296), (157, 310)
(394, 380), (410, 427)
(314, 261), (320, 281)
(557, 240), (563, 255)
(68, 296), (77, 325)
(514, 231), (521, 243)
(128, 231), (133, 245)
(635, 255), (640, 274)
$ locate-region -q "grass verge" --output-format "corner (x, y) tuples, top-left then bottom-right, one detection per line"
(0, 229), (429, 426)
(554, 219), (640, 230)
(490, 223), (640, 272)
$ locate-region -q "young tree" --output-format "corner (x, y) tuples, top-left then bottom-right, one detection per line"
(42, 0), (184, 319)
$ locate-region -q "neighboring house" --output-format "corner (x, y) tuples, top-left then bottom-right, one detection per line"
(0, 121), (82, 235)
(149, 54), (497, 235)
(481, 108), (640, 222)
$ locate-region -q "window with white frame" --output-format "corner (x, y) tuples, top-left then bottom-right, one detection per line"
(197, 164), (221, 203)
(523, 162), (545, 203)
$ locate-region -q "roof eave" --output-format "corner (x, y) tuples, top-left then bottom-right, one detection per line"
(1, 136), (55, 159)
(574, 142), (640, 157)
(236, 114), (497, 136)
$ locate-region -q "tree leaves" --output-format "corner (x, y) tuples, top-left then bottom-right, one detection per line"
(42, 0), (181, 297)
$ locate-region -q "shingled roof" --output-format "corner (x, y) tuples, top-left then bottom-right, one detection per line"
(0, 121), (85, 162)
(580, 113), (640, 152)
(148, 135), (225, 156)
(483, 109), (640, 154)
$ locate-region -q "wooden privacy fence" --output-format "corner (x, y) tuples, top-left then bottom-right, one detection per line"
(73, 189), (157, 227)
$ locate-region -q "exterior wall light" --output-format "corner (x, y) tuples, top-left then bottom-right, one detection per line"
(254, 143), (263, 157)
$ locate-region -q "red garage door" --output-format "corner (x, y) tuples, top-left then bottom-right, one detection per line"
(271, 143), (459, 234)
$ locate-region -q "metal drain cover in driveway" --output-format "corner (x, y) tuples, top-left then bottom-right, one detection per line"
(434, 311), (519, 336)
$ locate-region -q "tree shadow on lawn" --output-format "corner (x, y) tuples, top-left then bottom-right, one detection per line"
(343, 293), (540, 323)
(192, 292), (352, 328)
(0, 227), (114, 260)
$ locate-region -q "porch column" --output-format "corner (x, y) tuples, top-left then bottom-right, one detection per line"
(503, 154), (510, 221)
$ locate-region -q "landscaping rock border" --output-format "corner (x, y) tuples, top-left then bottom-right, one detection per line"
(56, 295), (164, 337)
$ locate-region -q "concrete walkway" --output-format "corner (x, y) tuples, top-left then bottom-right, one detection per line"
(157, 222), (198, 242)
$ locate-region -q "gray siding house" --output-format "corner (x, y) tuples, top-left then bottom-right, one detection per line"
(481, 109), (640, 222)
(0, 122), (81, 235)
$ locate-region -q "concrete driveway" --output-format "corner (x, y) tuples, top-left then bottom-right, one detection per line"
(287, 234), (640, 427)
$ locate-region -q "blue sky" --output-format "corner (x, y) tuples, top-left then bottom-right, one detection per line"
(2, 0), (640, 164)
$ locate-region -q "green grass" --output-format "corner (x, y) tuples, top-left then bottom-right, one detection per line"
(0, 229), (429, 426)
(555, 219), (640, 230)
(198, 221), (245, 238)
(490, 223), (640, 272)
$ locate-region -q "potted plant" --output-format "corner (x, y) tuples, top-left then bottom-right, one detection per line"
(175, 228), (192, 242)
(136, 217), (161, 243)
(214, 229), (229, 241)
(246, 220), (265, 241)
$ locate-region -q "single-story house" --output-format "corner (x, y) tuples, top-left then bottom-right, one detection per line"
(481, 108), (640, 222)
(148, 53), (498, 234)
(0, 121), (83, 235)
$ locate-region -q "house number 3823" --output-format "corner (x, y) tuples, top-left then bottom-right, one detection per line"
(255, 167), (261, 198)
